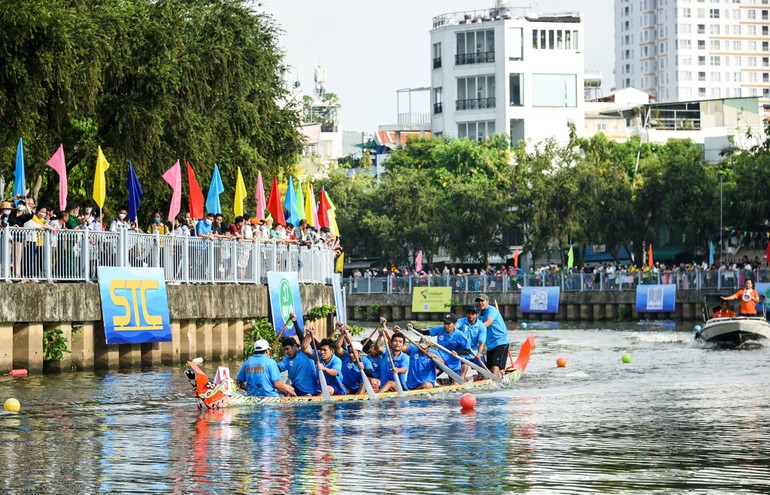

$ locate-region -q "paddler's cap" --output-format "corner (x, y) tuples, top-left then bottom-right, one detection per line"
(351, 341), (363, 352)
(0, 201), (12, 209)
(443, 313), (457, 324)
(475, 293), (489, 302)
(465, 305), (478, 314)
(253, 339), (270, 353)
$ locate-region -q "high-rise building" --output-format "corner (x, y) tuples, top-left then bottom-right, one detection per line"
(430, 3), (585, 146)
(615, 0), (770, 109)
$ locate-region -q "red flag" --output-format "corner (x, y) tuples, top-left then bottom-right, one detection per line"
(513, 248), (519, 269)
(266, 175), (286, 226)
(318, 187), (331, 229)
(648, 244), (654, 267)
(186, 161), (205, 220)
(765, 241), (770, 264)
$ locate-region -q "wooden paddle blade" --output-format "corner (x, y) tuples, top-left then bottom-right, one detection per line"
(394, 372), (405, 397)
(318, 369), (331, 399)
(360, 367), (377, 399)
(432, 358), (464, 384)
(513, 335), (536, 372)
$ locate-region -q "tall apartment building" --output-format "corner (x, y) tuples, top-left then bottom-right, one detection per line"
(615, 0), (770, 109)
(430, 4), (585, 146)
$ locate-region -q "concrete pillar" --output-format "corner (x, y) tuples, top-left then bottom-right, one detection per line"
(119, 344), (142, 369)
(605, 304), (617, 321)
(93, 321), (119, 371)
(12, 323), (44, 374)
(592, 304), (603, 321)
(516, 305), (524, 321)
(416, 312), (429, 322)
(347, 305), (354, 322)
(543, 313), (555, 322)
(214, 320), (229, 362)
(673, 303), (683, 321)
(391, 306), (404, 321)
(631, 304), (638, 320)
(353, 306), (365, 321)
(0, 323), (12, 372)
(161, 321), (181, 365)
(196, 319), (213, 362)
(682, 303), (694, 321)
(579, 304), (592, 321)
(229, 319), (244, 359)
(180, 320), (197, 362)
(141, 342), (161, 368)
(558, 304), (567, 321)
(503, 305), (515, 320)
(44, 322), (73, 373)
(567, 304), (579, 321)
(380, 306), (393, 321)
(404, 306), (413, 321)
(71, 322), (94, 371)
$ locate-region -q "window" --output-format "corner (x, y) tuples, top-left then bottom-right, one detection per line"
(549, 30), (555, 50)
(709, 8), (720, 18)
(764, 73), (770, 83)
(679, 71), (693, 81)
(764, 57), (769, 67)
(764, 41), (770, 52)
(697, 24), (705, 34)
(456, 29), (495, 65)
(698, 55), (706, 65)
(763, 26), (769, 36)
(678, 39), (692, 49)
(747, 9), (757, 20)
(683, 7), (691, 18)
(710, 24), (720, 35)
(433, 42), (442, 69)
(509, 119), (525, 147)
(573, 31), (579, 51)
(681, 55), (692, 65)
(532, 73), (577, 107)
(763, 10), (769, 20)
(710, 40), (720, 50)
(711, 88), (721, 97)
(733, 41), (741, 51)
(456, 75), (496, 110)
(710, 71), (720, 81)
(509, 73), (523, 106)
(734, 72), (742, 82)
(698, 87), (706, 97)
(433, 87), (443, 114)
(679, 23), (691, 34)
(698, 71), (706, 81)
(458, 121), (495, 142)
(508, 27), (523, 60)
(710, 56), (721, 66)
(698, 40), (706, 50)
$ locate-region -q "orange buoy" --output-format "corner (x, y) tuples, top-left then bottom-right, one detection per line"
(9, 369), (28, 377)
(556, 357), (567, 368)
(460, 393), (476, 410)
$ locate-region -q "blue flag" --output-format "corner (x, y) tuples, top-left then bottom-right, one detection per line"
(13, 138), (25, 197)
(206, 164), (224, 215)
(127, 161), (143, 223)
(283, 176), (300, 226)
(709, 240), (715, 266)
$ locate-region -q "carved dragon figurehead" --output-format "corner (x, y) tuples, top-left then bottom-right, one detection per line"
(184, 361), (230, 409)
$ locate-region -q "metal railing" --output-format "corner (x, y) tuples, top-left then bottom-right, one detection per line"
(456, 97), (496, 111)
(455, 51), (495, 65)
(345, 269), (768, 295)
(0, 227), (335, 284)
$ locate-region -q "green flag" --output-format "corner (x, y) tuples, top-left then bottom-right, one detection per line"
(567, 245), (574, 269)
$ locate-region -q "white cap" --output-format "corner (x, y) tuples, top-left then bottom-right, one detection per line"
(351, 341), (363, 352)
(253, 339), (270, 352)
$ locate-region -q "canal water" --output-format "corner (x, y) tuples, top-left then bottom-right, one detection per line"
(2, 323), (769, 494)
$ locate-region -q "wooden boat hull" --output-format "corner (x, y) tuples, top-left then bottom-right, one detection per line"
(185, 335), (535, 409)
(698, 317), (770, 345)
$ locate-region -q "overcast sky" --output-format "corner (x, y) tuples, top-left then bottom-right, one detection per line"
(257, 0), (614, 132)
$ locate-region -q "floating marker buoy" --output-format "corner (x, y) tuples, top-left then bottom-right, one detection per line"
(4, 398), (20, 412)
(520, 322), (528, 329)
(694, 325), (702, 333)
(621, 353), (632, 364)
(9, 369), (28, 377)
(460, 393), (476, 410)
(191, 357), (204, 364)
(556, 357), (567, 368)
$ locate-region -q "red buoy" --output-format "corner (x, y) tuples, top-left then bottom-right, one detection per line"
(460, 393), (476, 410)
(9, 369), (28, 377)
(556, 357), (567, 368)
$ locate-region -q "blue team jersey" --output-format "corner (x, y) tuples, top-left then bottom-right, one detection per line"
(236, 354), (282, 397)
(429, 326), (469, 374)
(405, 344), (437, 389)
(362, 354), (380, 380)
(479, 305), (509, 349)
(340, 349), (368, 393)
(315, 352), (346, 395)
(278, 351), (319, 396)
(378, 351), (409, 390)
(456, 317), (487, 354)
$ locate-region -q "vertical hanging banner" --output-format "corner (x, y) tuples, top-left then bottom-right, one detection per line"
(520, 286), (561, 313)
(267, 271), (305, 337)
(332, 273), (346, 325)
(97, 267), (172, 344)
(635, 284), (676, 312)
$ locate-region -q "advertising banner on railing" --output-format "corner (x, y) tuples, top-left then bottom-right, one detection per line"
(411, 287), (452, 313)
(635, 284), (677, 312)
(520, 286), (560, 314)
(267, 271), (305, 337)
(97, 267), (172, 344)
(332, 274), (346, 325)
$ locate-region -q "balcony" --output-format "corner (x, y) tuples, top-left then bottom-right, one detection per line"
(455, 51), (495, 65)
(455, 97), (496, 111)
(433, 102), (443, 114)
(433, 57), (442, 69)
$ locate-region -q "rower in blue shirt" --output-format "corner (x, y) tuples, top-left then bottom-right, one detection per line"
(301, 332), (346, 396)
(405, 338), (443, 390)
(277, 337), (319, 396)
(334, 327), (372, 394)
(476, 293), (510, 377)
(375, 328), (409, 392)
(423, 313), (470, 377)
(236, 339), (296, 397)
(456, 305), (487, 374)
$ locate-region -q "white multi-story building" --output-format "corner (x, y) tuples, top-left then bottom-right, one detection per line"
(615, 0), (770, 111)
(430, 4), (585, 146)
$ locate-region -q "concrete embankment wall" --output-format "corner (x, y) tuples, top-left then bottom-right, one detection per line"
(0, 284), (334, 374)
(347, 291), (706, 324)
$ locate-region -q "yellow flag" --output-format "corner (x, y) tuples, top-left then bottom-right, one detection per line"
(234, 167), (247, 217)
(326, 191), (340, 237)
(304, 183), (315, 227)
(335, 252), (344, 273)
(93, 146), (110, 208)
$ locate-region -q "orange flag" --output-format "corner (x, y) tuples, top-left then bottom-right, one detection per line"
(648, 244), (654, 267)
(513, 248), (519, 268)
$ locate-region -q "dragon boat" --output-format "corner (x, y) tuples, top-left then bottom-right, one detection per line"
(185, 335), (535, 409)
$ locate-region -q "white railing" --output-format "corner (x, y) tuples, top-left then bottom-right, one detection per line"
(0, 227), (335, 285)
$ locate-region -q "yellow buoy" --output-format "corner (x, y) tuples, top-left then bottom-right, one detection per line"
(4, 398), (21, 412)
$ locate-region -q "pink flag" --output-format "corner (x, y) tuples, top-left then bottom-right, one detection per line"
(308, 183), (319, 227)
(46, 144), (68, 211)
(415, 250), (423, 272)
(162, 160), (182, 222)
(255, 171), (266, 221)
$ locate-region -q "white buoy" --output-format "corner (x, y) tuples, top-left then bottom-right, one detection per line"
(192, 357), (204, 364)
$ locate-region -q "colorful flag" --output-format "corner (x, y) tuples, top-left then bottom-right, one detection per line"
(186, 161), (205, 220)
(266, 175), (286, 226)
(567, 245), (574, 269)
(709, 240), (715, 266)
(648, 244), (654, 267)
(13, 138), (25, 197)
(295, 178), (305, 221)
(255, 171), (266, 221)
(127, 161), (143, 223)
(162, 160), (182, 222)
(325, 190), (339, 236)
(318, 187), (331, 229)
(336, 252), (345, 273)
(415, 250), (423, 272)
(234, 167), (247, 217)
(513, 248), (519, 269)
(205, 164), (224, 215)
(283, 176), (301, 226)
(93, 146), (110, 208)
(305, 183), (318, 227)
(766, 241), (770, 265)
(46, 144), (68, 211)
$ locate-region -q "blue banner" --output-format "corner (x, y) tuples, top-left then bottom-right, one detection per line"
(520, 286), (560, 313)
(267, 271), (305, 337)
(332, 274), (346, 325)
(635, 284), (676, 312)
(97, 267), (172, 344)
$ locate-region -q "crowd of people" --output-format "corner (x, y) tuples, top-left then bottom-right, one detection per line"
(236, 293), (512, 398)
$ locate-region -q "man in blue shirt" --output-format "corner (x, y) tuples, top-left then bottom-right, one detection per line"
(376, 330), (409, 392)
(301, 332), (346, 396)
(456, 305), (487, 374)
(277, 337), (319, 396)
(334, 329), (372, 394)
(236, 339), (295, 397)
(361, 340), (382, 392)
(426, 313), (470, 377)
(405, 339), (443, 390)
(476, 293), (510, 377)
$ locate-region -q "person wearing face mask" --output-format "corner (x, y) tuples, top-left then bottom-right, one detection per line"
(22, 205), (58, 278)
(196, 212), (216, 240)
(110, 209), (131, 232)
(148, 211), (169, 235)
(65, 203), (80, 229)
(1, 201), (13, 228)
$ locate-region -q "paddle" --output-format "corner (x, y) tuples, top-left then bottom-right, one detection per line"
(269, 312), (296, 356)
(307, 328), (331, 400)
(429, 338), (502, 383)
(380, 329), (405, 397)
(401, 332), (464, 385)
(363, 318), (386, 343)
(339, 325), (377, 399)
(468, 348), (490, 372)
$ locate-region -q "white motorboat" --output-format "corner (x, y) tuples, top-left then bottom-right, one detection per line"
(697, 294), (770, 345)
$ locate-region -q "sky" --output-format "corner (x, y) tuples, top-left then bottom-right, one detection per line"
(257, 0), (614, 132)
